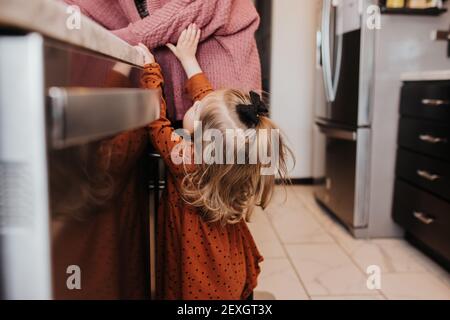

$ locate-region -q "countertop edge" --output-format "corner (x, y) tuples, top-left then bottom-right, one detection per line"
(401, 70), (450, 82)
(0, 0), (144, 67)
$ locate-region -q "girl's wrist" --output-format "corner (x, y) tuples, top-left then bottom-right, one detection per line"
(181, 57), (202, 79)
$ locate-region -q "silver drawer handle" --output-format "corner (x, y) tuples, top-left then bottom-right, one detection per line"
(421, 99), (449, 107)
(413, 211), (435, 225)
(416, 169), (440, 181)
(419, 134), (447, 144)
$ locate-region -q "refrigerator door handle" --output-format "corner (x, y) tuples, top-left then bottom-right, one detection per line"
(321, 0), (343, 102)
(332, 25), (343, 101)
(316, 30), (323, 69)
(321, 0), (334, 102)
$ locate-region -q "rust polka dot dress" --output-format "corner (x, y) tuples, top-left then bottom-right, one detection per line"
(143, 63), (263, 300)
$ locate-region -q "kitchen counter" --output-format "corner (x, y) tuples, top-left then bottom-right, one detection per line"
(401, 70), (450, 82)
(0, 0), (144, 66)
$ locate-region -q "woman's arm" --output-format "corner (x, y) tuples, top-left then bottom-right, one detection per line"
(112, 0), (233, 48)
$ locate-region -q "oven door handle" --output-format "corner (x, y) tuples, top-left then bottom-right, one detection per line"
(48, 87), (161, 149)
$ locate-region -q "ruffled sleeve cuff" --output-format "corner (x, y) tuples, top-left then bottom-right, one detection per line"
(141, 63), (164, 89)
(185, 72), (214, 102)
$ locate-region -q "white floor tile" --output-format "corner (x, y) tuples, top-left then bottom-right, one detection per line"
(255, 258), (309, 300)
(253, 291), (276, 300)
(372, 239), (450, 288)
(247, 208), (285, 258)
(286, 243), (380, 296)
(265, 186), (296, 212)
(381, 273), (450, 300)
(347, 238), (444, 274)
(268, 209), (334, 244)
(248, 186), (450, 300)
(266, 189), (334, 244)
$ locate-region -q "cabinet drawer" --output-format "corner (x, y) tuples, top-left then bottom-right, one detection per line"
(398, 118), (450, 161)
(400, 81), (450, 122)
(393, 180), (450, 263)
(396, 148), (450, 201)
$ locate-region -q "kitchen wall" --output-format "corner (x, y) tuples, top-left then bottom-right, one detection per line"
(270, 0), (319, 179)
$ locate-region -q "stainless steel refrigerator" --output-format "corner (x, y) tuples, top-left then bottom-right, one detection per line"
(314, 0), (374, 237)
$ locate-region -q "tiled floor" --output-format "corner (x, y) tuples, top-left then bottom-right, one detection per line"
(247, 186), (450, 300)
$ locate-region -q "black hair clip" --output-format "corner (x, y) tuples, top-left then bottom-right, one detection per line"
(237, 91), (269, 127)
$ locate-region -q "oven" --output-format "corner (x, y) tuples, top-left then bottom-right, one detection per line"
(0, 33), (161, 299)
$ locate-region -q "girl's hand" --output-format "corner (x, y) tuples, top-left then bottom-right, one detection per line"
(135, 43), (155, 65)
(166, 23), (201, 63)
(166, 23), (202, 78)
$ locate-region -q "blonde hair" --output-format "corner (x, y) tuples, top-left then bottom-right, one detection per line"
(181, 89), (293, 225)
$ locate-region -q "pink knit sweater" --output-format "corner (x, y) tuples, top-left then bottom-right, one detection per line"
(64, 0), (262, 120)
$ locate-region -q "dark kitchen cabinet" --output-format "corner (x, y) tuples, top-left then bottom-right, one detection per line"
(393, 80), (450, 270)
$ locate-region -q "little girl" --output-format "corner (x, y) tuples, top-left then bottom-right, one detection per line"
(137, 24), (291, 300)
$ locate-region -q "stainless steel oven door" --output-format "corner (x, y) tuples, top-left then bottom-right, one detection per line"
(0, 34), (160, 299)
